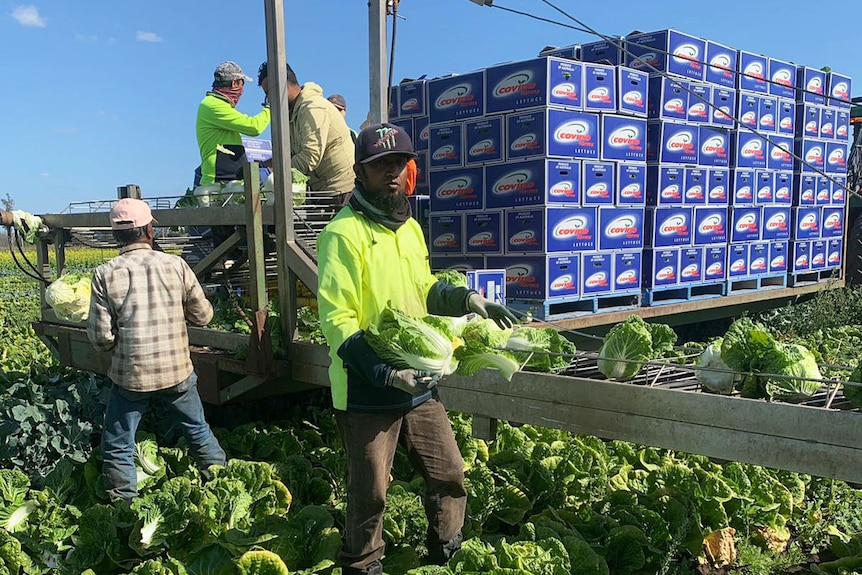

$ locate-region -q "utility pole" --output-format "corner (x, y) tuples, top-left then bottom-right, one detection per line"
(368, 0), (388, 124)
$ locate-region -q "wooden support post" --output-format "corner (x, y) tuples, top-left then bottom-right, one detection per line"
(243, 162), (266, 313)
(263, 0), (296, 358)
(242, 162), (274, 376)
(191, 231), (243, 277)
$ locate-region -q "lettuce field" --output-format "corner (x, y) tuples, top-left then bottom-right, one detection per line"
(2, 249), (862, 574)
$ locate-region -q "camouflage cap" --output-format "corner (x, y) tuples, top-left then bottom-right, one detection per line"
(213, 61), (253, 84)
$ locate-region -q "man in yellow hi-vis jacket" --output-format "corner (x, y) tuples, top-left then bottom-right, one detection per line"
(317, 123), (516, 575)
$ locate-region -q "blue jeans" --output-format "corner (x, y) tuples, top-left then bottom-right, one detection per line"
(101, 372), (226, 501)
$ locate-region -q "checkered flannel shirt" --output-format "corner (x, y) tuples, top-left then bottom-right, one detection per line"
(87, 244), (213, 391)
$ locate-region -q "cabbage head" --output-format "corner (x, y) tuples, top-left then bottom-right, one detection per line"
(695, 338), (739, 394)
(762, 343), (822, 400)
(598, 316), (653, 381)
(45, 273), (92, 323)
(11, 210), (43, 244)
(364, 306), (458, 375)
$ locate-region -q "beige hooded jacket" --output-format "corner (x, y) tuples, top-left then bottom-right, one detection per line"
(290, 82), (356, 194)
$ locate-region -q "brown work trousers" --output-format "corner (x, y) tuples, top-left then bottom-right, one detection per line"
(335, 398), (467, 571)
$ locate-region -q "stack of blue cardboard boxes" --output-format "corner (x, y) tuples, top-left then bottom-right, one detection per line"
(790, 66), (852, 278)
(388, 29), (851, 319)
(616, 29), (850, 299)
(397, 52), (652, 316)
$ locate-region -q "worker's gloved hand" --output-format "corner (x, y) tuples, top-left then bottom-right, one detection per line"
(387, 369), (440, 395)
(468, 293), (517, 329)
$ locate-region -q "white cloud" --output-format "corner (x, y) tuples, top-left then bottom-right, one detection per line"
(39, 172), (49, 178)
(136, 30), (162, 43)
(74, 32), (98, 42)
(12, 5), (46, 28)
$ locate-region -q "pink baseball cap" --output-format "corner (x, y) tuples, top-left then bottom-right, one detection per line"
(110, 198), (157, 230)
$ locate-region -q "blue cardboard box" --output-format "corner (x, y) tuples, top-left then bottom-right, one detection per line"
(768, 58), (797, 99)
(506, 108), (600, 160)
(582, 161), (616, 205)
(792, 241), (810, 272)
(486, 254), (581, 300)
(828, 72), (853, 108)
(647, 121), (700, 164)
(679, 247), (705, 283)
(583, 63), (618, 113)
(777, 99), (796, 135)
(485, 159), (582, 208)
(399, 80), (427, 117)
(684, 167), (707, 205)
(794, 138), (827, 173)
(464, 116), (504, 166)
(581, 252), (614, 295)
(737, 50), (768, 93)
(758, 95), (777, 133)
(762, 206), (791, 240)
(428, 167), (484, 212)
(792, 207), (821, 240)
(626, 29), (706, 81)
(464, 211), (504, 255)
(705, 40), (737, 88)
(598, 206), (645, 250)
(826, 141), (847, 174)
(617, 163), (647, 205)
(749, 242), (769, 275)
(732, 168), (756, 204)
(613, 251), (642, 291)
(647, 165), (685, 205)
(428, 123), (464, 169)
(728, 243), (750, 277)
(645, 207), (694, 247)
(694, 206), (728, 245)
(767, 135), (794, 171)
(505, 207), (598, 253)
(707, 168), (730, 204)
(600, 114), (647, 162)
(427, 71), (485, 123)
(704, 245), (728, 281)
(485, 56), (583, 114)
(769, 241), (789, 273)
(644, 248), (680, 287)
(647, 76), (689, 120)
(429, 213), (464, 254)
(698, 125), (730, 167)
(730, 206), (762, 242)
(797, 67), (827, 105)
(617, 66), (649, 117)
(687, 82), (712, 124)
(774, 171), (793, 204)
(710, 88), (737, 127)
(732, 132), (767, 169)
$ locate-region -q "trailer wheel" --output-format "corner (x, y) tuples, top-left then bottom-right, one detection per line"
(846, 212), (862, 286)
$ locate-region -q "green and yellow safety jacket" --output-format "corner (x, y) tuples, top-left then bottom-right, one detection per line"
(195, 92), (271, 185)
(317, 200), (472, 412)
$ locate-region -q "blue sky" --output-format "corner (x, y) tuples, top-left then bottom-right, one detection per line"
(2, 0), (860, 214)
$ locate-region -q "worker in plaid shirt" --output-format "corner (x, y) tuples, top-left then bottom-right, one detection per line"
(87, 198), (226, 501)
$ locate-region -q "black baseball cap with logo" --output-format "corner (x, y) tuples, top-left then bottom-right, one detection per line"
(355, 123), (419, 164)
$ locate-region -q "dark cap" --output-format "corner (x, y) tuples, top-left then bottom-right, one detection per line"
(214, 61), (253, 84)
(355, 123), (418, 164)
(328, 94), (347, 110)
